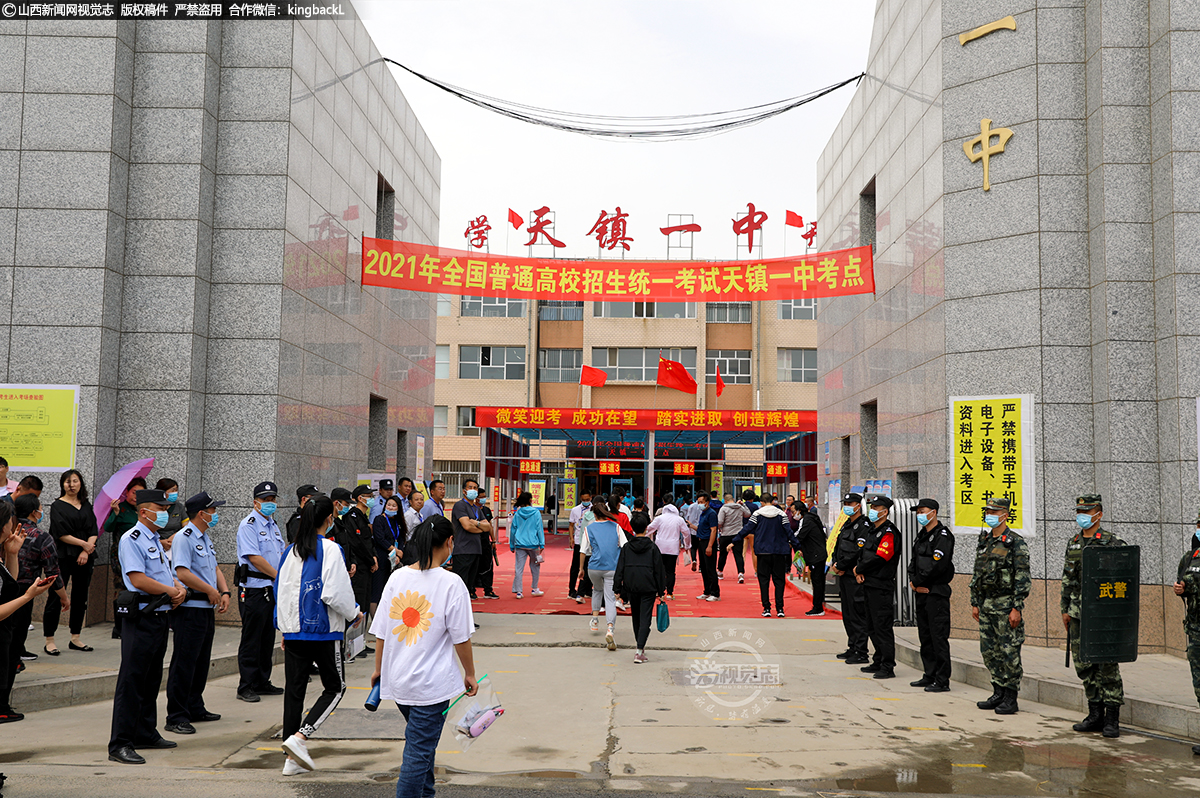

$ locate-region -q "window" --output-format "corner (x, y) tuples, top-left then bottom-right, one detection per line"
(539, 300), (584, 321)
(706, 350), (751, 384)
(593, 301), (695, 319)
(706, 302), (751, 323)
(436, 294), (451, 317)
(538, 348), (583, 382)
(459, 346), (526, 380)
(461, 296), (527, 318)
(860, 177), (877, 249)
(434, 406), (448, 436)
(435, 345), (449, 379)
(592, 347), (696, 382)
(457, 407), (478, 436)
(777, 348), (817, 383)
(778, 298), (817, 320)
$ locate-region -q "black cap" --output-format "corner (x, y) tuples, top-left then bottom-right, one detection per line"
(352, 484), (374, 499)
(379, 479), (394, 490)
(296, 484), (319, 501)
(185, 491), (226, 518)
(842, 492), (863, 503)
(330, 487), (353, 503)
(866, 494), (893, 509)
(912, 498), (940, 512)
(135, 489), (172, 506)
(253, 481), (279, 499)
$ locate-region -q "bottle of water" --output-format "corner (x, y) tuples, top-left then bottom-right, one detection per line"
(365, 681), (381, 711)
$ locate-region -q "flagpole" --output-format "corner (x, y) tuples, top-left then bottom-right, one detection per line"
(653, 350), (661, 411)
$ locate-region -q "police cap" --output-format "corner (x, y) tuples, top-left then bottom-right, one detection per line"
(330, 487), (353, 503)
(911, 498), (940, 512)
(379, 479), (394, 490)
(295, 484), (319, 501)
(352, 484), (374, 499)
(185, 491), (226, 518)
(253, 481), (279, 499)
(842, 492), (863, 504)
(135, 488), (172, 506)
(1075, 493), (1102, 511)
(866, 494), (893, 509)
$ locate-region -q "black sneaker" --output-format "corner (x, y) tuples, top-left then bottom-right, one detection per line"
(845, 654), (869, 664)
(761, 609), (771, 617)
(483, 592), (500, 600)
(835, 650), (852, 659)
(860, 663), (881, 673)
(256, 684), (285, 696)
(924, 682), (950, 693)
(19, 651), (37, 662)
(237, 689), (260, 703)
(776, 610), (785, 618)
(873, 669), (896, 680)
(804, 607), (825, 617)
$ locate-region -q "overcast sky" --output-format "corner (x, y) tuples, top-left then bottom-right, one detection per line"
(357, 1), (876, 261)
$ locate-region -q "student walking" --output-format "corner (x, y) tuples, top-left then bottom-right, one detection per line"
(508, 492), (545, 598)
(646, 503), (689, 599)
(614, 513), (665, 663)
(583, 498), (625, 651)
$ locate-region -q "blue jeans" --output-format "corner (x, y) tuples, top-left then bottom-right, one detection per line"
(396, 699), (450, 798)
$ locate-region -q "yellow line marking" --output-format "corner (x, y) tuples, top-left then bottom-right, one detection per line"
(508, 653), (530, 657)
(603, 663), (617, 666)
(438, 750), (462, 754)
(514, 632), (537, 635)
(958, 15), (1016, 45)
(907, 726), (939, 730)
(601, 682), (616, 685)
(255, 747), (282, 752)
(875, 697), (902, 701)
(953, 763), (987, 768)
(678, 634), (698, 637)
(346, 685), (368, 691)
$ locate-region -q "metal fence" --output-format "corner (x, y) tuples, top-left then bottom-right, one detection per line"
(823, 498), (919, 626)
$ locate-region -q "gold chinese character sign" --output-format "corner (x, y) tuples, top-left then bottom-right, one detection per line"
(964, 119), (1014, 192)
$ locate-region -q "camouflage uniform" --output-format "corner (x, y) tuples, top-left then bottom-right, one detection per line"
(1061, 495), (1125, 707)
(968, 524), (1031, 691)
(1174, 511), (1200, 709)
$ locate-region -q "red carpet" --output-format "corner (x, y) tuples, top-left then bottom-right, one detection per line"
(474, 530), (842, 621)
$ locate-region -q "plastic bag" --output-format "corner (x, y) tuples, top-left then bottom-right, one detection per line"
(447, 675), (504, 750)
(656, 600), (670, 632)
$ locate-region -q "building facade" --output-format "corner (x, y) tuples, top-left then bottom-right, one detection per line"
(0, 14), (439, 598)
(816, 0), (1199, 654)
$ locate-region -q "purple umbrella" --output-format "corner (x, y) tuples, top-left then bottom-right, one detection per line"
(94, 457), (155, 538)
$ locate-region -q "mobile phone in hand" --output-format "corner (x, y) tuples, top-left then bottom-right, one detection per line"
(36, 576), (56, 586)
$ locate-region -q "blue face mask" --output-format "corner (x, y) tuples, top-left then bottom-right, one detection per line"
(152, 510), (169, 528)
(209, 512), (219, 527)
(842, 505), (856, 517)
(867, 508), (880, 523)
(582, 501), (591, 508)
(167, 492), (179, 503)
(338, 505), (350, 516)
(984, 514), (1001, 529)
(441, 553), (453, 567)
(259, 502), (277, 517)
(1075, 513), (1094, 529)
(365, 497), (377, 509)
(916, 513), (930, 526)
(466, 489), (479, 501)
(384, 509), (398, 518)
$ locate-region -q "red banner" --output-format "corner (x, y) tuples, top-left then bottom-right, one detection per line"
(475, 407), (816, 433)
(674, 462), (695, 476)
(599, 461), (621, 475)
(519, 459), (542, 474)
(361, 238), (874, 302)
(765, 463), (787, 478)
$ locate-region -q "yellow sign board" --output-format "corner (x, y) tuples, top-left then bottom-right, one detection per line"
(949, 394), (1036, 535)
(528, 478), (547, 510)
(0, 385), (79, 470)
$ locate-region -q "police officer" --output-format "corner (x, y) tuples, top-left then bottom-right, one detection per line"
(968, 497), (1029, 715)
(1062, 493), (1125, 737)
(831, 492), (871, 664)
(346, 485), (379, 627)
(908, 498), (955, 692)
(108, 488), (187, 765)
(285, 484), (319, 544)
(235, 481), (286, 703)
(329, 487), (360, 575)
(1172, 509), (1200, 755)
(370, 478), (394, 523)
(854, 494), (900, 679)
(163, 492), (228, 735)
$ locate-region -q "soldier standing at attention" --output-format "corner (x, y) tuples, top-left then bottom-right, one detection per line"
(831, 492), (870, 664)
(1172, 510), (1200, 755)
(968, 497), (1029, 715)
(907, 498), (955, 692)
(854, 494), (900, 680)
(1062, 493), (1126, 737)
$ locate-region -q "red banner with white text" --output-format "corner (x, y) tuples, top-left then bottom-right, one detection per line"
(476, 406), (816, 433)
(361, 238), (874, 302)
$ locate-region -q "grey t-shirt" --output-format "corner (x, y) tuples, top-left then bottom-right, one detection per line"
(451, 498), (483, 555)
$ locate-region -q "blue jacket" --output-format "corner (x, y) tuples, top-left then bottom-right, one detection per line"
(734, 505), (802, 557)
(586, 520), (622, 571)
(509, 506), (545, 551)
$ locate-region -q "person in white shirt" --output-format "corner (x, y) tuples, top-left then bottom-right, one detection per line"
(567, 494), (594, 603)
(683, 495), (704, 571)
(403, 491), (425, 536)
(371, 515), (476, 798)
(647, 503), (690, 600)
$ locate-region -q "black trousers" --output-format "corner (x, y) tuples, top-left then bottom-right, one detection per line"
(109, 611), (170, 752)
(756, 553), (789, 611)
(628, 592), (656, 650)
(838, 575), (868, 655)
(864, 585), (896, 670)
(661, 554), (678, 596)
(689, 535), (700, 563)
(237, 587), (276, 693)
(698, 541), (720, 597)
(570, 548), (593, 596)
(0, 621), (12, 712)
(351, 571), (372, 613)
(166, 606), (216, 724)
(43, 555), (93, 637)
(915, 592), (952, 684)
(476, 541), (494, 593)
(717, 535), (745, 575)
(805, 552), (827, 610)
(452, 553), (481, 598)
(5, 600), (33, 704)
(283, 638), (345, 740)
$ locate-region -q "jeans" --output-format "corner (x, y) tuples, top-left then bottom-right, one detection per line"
(512, 548), (540, 594)
(395, 699), (451, 798)
(589, 569), (616, 626)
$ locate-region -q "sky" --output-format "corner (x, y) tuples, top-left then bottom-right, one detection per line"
(357, 1), (877, 261)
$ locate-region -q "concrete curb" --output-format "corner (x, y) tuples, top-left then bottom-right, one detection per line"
(892, 636), (1200, 740)
(14, 647), (287, 713)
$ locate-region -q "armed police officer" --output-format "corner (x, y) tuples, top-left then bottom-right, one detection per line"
(1062, 493), (1125, 738)
(968, 496), (1029, 715)
(908, 498), (955, 692)
(1172, 509), (1200, 755)
(108, 488), (187, 764)
(235, 481), (286, 703)
(854, 494), (900, 679)
(831, 492), (871, 664)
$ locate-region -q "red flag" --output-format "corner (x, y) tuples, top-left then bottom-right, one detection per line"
(580, 364), (607, 387)
(785, 210), (804, 228)
(656, 356), (697, 394)
(508, 208), (523, 230)
(715, 364), (726, 397)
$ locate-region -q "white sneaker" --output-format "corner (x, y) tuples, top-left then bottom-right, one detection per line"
(281, 735), (315, 771)
(515, 593), (523, 599)
(706, 595), (721, 602)
(590, 616), (599, 632)
(605, 625), (616, 651)
(717, 572), (725, 580)
(531, 589), (544, 596)
(282, 758), (306, 776)
(696, 593), (709, 600)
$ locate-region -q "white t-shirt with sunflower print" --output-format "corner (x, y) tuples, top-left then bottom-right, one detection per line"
(372, 564), (475, 705)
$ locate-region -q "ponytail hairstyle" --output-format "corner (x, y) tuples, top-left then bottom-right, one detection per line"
(294, 494), (333, 561)
(608, 494), (623, 517)
(515, 491), (533, 508)
(408, 514), (454, 570)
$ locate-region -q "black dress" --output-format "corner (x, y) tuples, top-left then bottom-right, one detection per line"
(0, 561), (23, 711)
(45, 499), (99, 637)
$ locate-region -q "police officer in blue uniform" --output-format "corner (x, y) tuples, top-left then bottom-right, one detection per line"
(235, 481), (286, 703)
(164, 491), (229, 735)
(108, 489), (188, 765)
